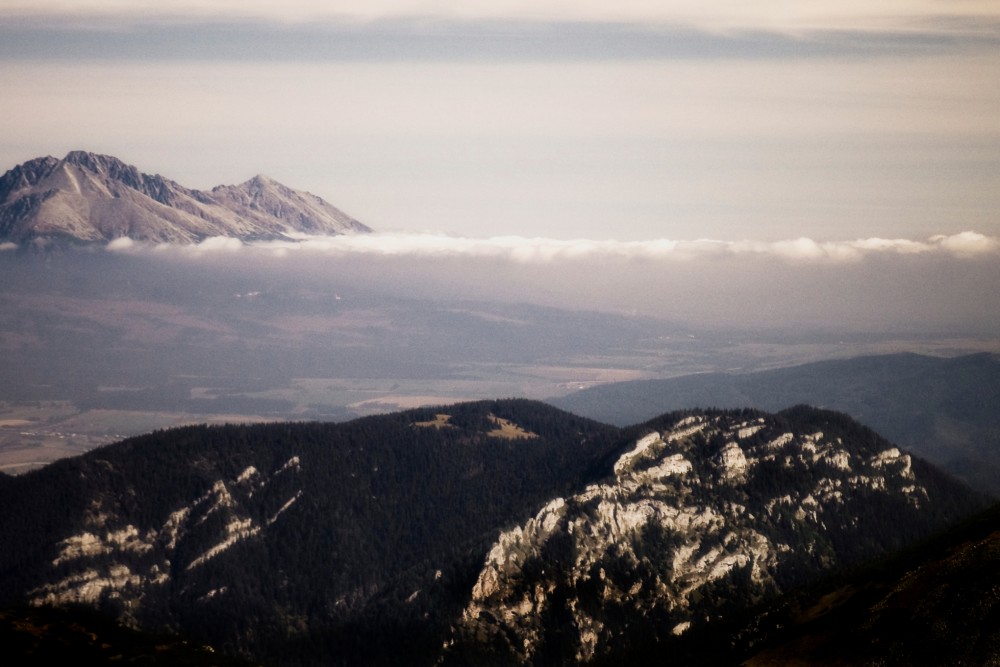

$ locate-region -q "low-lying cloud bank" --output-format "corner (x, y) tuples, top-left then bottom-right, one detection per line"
(101, 230), (1000, 333)
(107, 230), (1000, 263)
(86, 228), (1000, 338)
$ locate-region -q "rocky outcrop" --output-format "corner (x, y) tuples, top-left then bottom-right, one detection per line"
(447, 411), (940, 664)
(29, 456), (302, 611)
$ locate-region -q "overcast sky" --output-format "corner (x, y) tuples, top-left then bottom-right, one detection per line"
(2, 2), (999, 335)
(2, 1), (999, 242)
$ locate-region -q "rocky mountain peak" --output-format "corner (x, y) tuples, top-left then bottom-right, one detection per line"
(445, 407), (966, 665)
(246, 174), (276, 187)
(0, 155), (59, 195)
(0, 152), (371, 245)
(63, 150), (124, 172)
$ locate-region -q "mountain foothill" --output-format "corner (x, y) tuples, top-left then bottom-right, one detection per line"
(0, 400), (992, 666)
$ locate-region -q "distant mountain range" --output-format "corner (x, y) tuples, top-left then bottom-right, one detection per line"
(0, 151), (371, 245)
(0, 400), (986, 666)
(552, 352), (1000, 497)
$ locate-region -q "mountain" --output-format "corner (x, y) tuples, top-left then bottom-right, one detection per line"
(441, 405), (984, 665)
(551, 352), (1000, 497)
(0, 400), (621, 666)
(0, 400), (984, 666)
(0, 151), (371, 245)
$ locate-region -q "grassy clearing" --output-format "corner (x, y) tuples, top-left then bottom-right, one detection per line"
(486, 414), (538, 440)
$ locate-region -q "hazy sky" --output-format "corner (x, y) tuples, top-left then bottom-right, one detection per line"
(2, 2), (999, 335)
(2, 1), (999, 242)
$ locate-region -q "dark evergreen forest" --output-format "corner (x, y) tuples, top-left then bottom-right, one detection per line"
(0, 401), (987, 666)
(0, 400), (623, 665)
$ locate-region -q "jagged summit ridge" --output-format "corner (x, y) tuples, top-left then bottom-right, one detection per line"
(446, 408), (952, 665)
(0, 151), (371, 245)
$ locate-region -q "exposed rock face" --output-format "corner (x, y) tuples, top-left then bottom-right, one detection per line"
(28, 456), (302, 616)
(0, 151), (370, 245)
(447, 410), (942, 665)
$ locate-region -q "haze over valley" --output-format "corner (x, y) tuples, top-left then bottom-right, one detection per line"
(1, 152), (999, 480)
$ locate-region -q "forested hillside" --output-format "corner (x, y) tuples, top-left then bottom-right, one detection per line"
(0, 401), (986, 666)
(739, 501), (1000, 666)
(0, 400), (620, 665)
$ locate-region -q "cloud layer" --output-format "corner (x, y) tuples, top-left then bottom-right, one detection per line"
(108, 231), (1000, 263)
(101, 230), (1000, 334)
